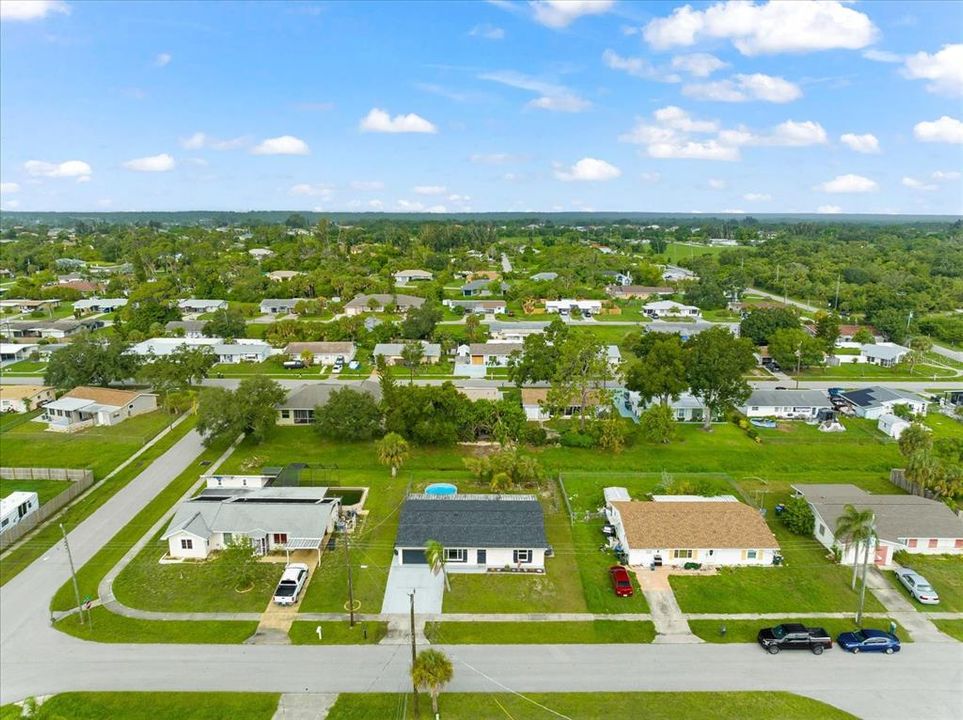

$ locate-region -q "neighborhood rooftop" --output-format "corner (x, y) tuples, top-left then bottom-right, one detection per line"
(396, 494), (549, 549)
(609, 500), (779, 549)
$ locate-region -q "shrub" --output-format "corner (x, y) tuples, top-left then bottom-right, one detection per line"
(520, 423), (548, 446)
(781, 496), (815, 535)
(560, 430), (595, 448)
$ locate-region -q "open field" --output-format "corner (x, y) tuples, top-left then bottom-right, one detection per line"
(425, 619), (656, 644)
(3, 692), (279, 720)
(326, 692), (856, 720)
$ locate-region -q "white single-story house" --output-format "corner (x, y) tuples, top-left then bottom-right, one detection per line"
(131, 337), (274, 364)
(267, 270), (302, 282)
(394, 269), (433, 285)
(839, 386), (928, 420)
(373, 341), (442, 365)
(72, 298), (128, 314)
(530, 272), (558, 282)
(178, 299), (228, 314)
(162, 486), (341, 560)
(643, 300), (701, 319)
(260, 298), (304, 315)
(165, 320), (207, 338)
(877, 413), (912, 439)
(1, 491), (39, 536)
(488, 321), (548, 343)
(283, 342), (357, 365)
(606, 496), (780, 567)
(740, 389), (833, 420)
(214, 342), (273, 364)
(0, 299), (60, 314)
(606, 285), (674, 300)
(601, 270), (633, 286)
(343, 293), (425, 316)
(662, 265), (698, 282)
(394, 493), (550, 571)
(830, 342), (910, 367)
(624, 391), (710, 423)
(249, 247), (274, 260)
(454, 342), (521, 377)
(644, 321), (731, 341)
(461, 279), (506, 297)
(41, 386), (157, 432)
(3, 318), (101, 340)
(444, 299), (507, 315)
(792, 484), (963, 566)
(277, 380), (382, 426)
(0, 343), (38, 363)
(0, 384), (55, 413)
(545, 299), (602, 316)
(521, 387), (610, 422)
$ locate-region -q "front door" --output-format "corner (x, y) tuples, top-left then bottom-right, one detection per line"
(874, 545), (888, 566)
(255, 536), (267, 556)
(476, 549), (487, 566)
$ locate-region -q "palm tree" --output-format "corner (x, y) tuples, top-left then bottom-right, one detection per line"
(489, 471), (512, 493)
(377, 432), (409, 478)
(425, 539), (450, 591)
(835, 505), (876, 591)
(411, 648), (454, 717)
(855, 518), (878, 625)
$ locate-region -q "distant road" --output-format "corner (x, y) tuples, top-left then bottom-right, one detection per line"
(501, 252), (513, 273)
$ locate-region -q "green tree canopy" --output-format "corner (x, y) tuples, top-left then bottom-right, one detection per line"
(44, 333), (141, 390)
(684, 327), (755, 431)
(313, 388), (383, 441)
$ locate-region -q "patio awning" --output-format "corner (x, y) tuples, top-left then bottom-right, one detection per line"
(285, 537), (325, 550)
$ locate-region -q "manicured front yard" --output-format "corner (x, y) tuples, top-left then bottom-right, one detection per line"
(326, 692), (856, 720)
(794, 362), (955, 380)
(688, 618), (912, 643)
(55, 606), (257, 644)
(288, 620), (388, 644)
(933, 620), (963, 641)
(425, 619), (655, 644)
(884, 554), (963, 613)
(13, 692), (278, 720)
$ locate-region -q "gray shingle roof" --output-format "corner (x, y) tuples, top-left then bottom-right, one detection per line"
(395, 494), (549, 549)
(278, 381), (381, 410)
(744, 389), (830, 408)
(344, 293), (425, 310)
(840, 386), (924, 409)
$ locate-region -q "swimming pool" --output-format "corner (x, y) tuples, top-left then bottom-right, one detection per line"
(424, 483), (458, 496)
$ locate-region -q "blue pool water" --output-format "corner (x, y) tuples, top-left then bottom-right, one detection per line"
(424, 483), (458, 496)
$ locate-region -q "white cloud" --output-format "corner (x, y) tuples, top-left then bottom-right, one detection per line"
(469, 23), (504, 39)
(414, 185), (447, 195)
(154, 52), (172, 68)
(913, 116), (963, 144)
(530, 0), (614, 29)
(359, 108), (438, 133)
(602, 50), (680, 82)
(670, 53), (728, 77)
(180, 132), (248, 151)
(708, 178), (726, 190)
(251, 135), (310, 155)
(683, 73), (802, 103)
(862, 49), (902, 63)
(0, 182), (20, 194)
(180, 132), (207, 150)
(815, 174), (878, 193)
(767, 120), (827, 146)
(554, 157), (621, 182)
(743, 193), (771, 201)
(643, 1), (877, 56)
(368, 199), (384, 210)
(653, 105), (718, 132)
(448, 193), (471, 202)
(901, 176), (937, 191)
(290, 183), (332, 198)
(932, 170), (961, 182)
(123, 153), (176, 172)
(902, 44), (963, 97)
(0, 0), (69, 21)
(350, 180), (384, 191)
(480, 70), (590, 113)
(650, 140), (739, 161)
(840, 133), (880, 154)
(23, 159), (91, 180)
(817, 205), (843, 214)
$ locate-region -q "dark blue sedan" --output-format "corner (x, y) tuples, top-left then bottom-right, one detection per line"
(836, 629), (901, 655)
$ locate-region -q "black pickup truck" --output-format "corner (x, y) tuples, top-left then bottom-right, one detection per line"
(757, 623), (833, 655)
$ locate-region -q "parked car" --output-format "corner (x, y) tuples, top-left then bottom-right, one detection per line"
(895, 568), (940, 605)
(283, 360), (305, 369)
(609, 565), (633, 597)
(273, 563), (309, 606)
(332, 356), (344, 373)
(836, 629), (901, 654)
(757, 623), (833, 655)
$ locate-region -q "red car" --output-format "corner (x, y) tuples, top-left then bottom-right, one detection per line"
(609, 565), (634, 597)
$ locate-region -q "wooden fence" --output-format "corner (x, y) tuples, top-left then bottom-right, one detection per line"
(0, 467), (95, 549)
(889, 468), (938, 500)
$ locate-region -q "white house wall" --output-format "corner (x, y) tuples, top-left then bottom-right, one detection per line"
(166, 531), (209, 559)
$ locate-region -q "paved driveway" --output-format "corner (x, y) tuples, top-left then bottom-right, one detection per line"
(380, 563), (444, 614)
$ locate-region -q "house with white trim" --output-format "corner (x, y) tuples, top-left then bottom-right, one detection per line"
(739, 389), (833, 420)
(838, 386), (927, 420)
(178, 299), (228, 314)
(41, 386), (157, 432)
(0, 384), (55, 413)
(373, 341), (442, 365)
(1, 491), (39, 536)
(394, 269), (433, 285)
(545, 299), (602, 316)
(642, 300), (701, 319)
(283, 342), (357, 365)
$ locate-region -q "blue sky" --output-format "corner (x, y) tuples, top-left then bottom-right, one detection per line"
(1, 0), (961, 214)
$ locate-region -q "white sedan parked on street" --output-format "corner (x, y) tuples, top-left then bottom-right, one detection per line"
(895, 567), (940, 605)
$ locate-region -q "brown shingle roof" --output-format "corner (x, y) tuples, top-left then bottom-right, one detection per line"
(62, 386), (150, 407)
(611, 500), (779, 550)
(520, 388), (608, 408)
(0, 385), (54, 401)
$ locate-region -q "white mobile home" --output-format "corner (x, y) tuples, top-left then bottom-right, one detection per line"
(0, 491), (39, 535)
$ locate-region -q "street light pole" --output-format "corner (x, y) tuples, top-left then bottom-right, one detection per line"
(341, 521), (355, 627)
(61, 523), (84, 626)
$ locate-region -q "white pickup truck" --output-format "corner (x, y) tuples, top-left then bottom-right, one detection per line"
(272, 563), (309, 606)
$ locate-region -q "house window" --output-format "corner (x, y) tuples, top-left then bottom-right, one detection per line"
(955, 539), (963, 549)
(513, 549), (532, 564)
(818, 524), (825, 537)
(272, 533), (288, 545)
(907, 538), (918, 548)
(281, 410), (290, 419)
(180, 539), (193, 550)
(672, 549), (693, 559)
(293, 409), (313, 425)
(747, 550), (758, 559)
(750, 406), (759, 412)
(928, 539), (938, 549)
(444, 548), (467, 563)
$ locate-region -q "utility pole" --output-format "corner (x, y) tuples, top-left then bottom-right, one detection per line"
(342, 522), (355, 627)
(61, 523), (84, 626)
(409, 589), (420, 714)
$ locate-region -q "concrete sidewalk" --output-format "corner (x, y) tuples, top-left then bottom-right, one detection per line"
(865, 566), (954, 643)
(633, 567), (700, 644)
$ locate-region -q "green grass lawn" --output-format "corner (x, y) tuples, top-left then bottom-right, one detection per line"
(688, 618), (912, 643)
(288, 620), (388, 644)
(425, 619), (656, 644)
(112, 540), (285, 613)
(2, 414), (197, 588)
(326, 692), (856, 720)
(795, 362), (955, 380)
(0, 409), (43, 432)
(0, 360), (46, 374)
(55, 606), (258, 644)
(20, 692), (278, 720)
(571, 520), (649, 613)
(923, 413), (963, 440)
(883, 554), (963, 613)
(0, 477), (71, 505)
(933, 620), (963, 641)
(0, 410), (171, 479)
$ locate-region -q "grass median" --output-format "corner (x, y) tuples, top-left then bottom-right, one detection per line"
(54, 606), (258, 644)
(4, 692), (278, 719)
(688, 618), (912, 644)
(424, 620), (656, 644)
(288, 620), (388, 644)
(0, 413), (197, 587)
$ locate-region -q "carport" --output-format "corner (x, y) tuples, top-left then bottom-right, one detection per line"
(283, 536), (325, 565)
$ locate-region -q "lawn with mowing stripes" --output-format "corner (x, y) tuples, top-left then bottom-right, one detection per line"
(288, 620), (388, 644)
(424, 619), (655, 644)
(55, 606), (258, 644)
(11, 692), (278, 719)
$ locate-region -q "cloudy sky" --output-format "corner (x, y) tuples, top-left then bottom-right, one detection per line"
(1, 0), (961, 214)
